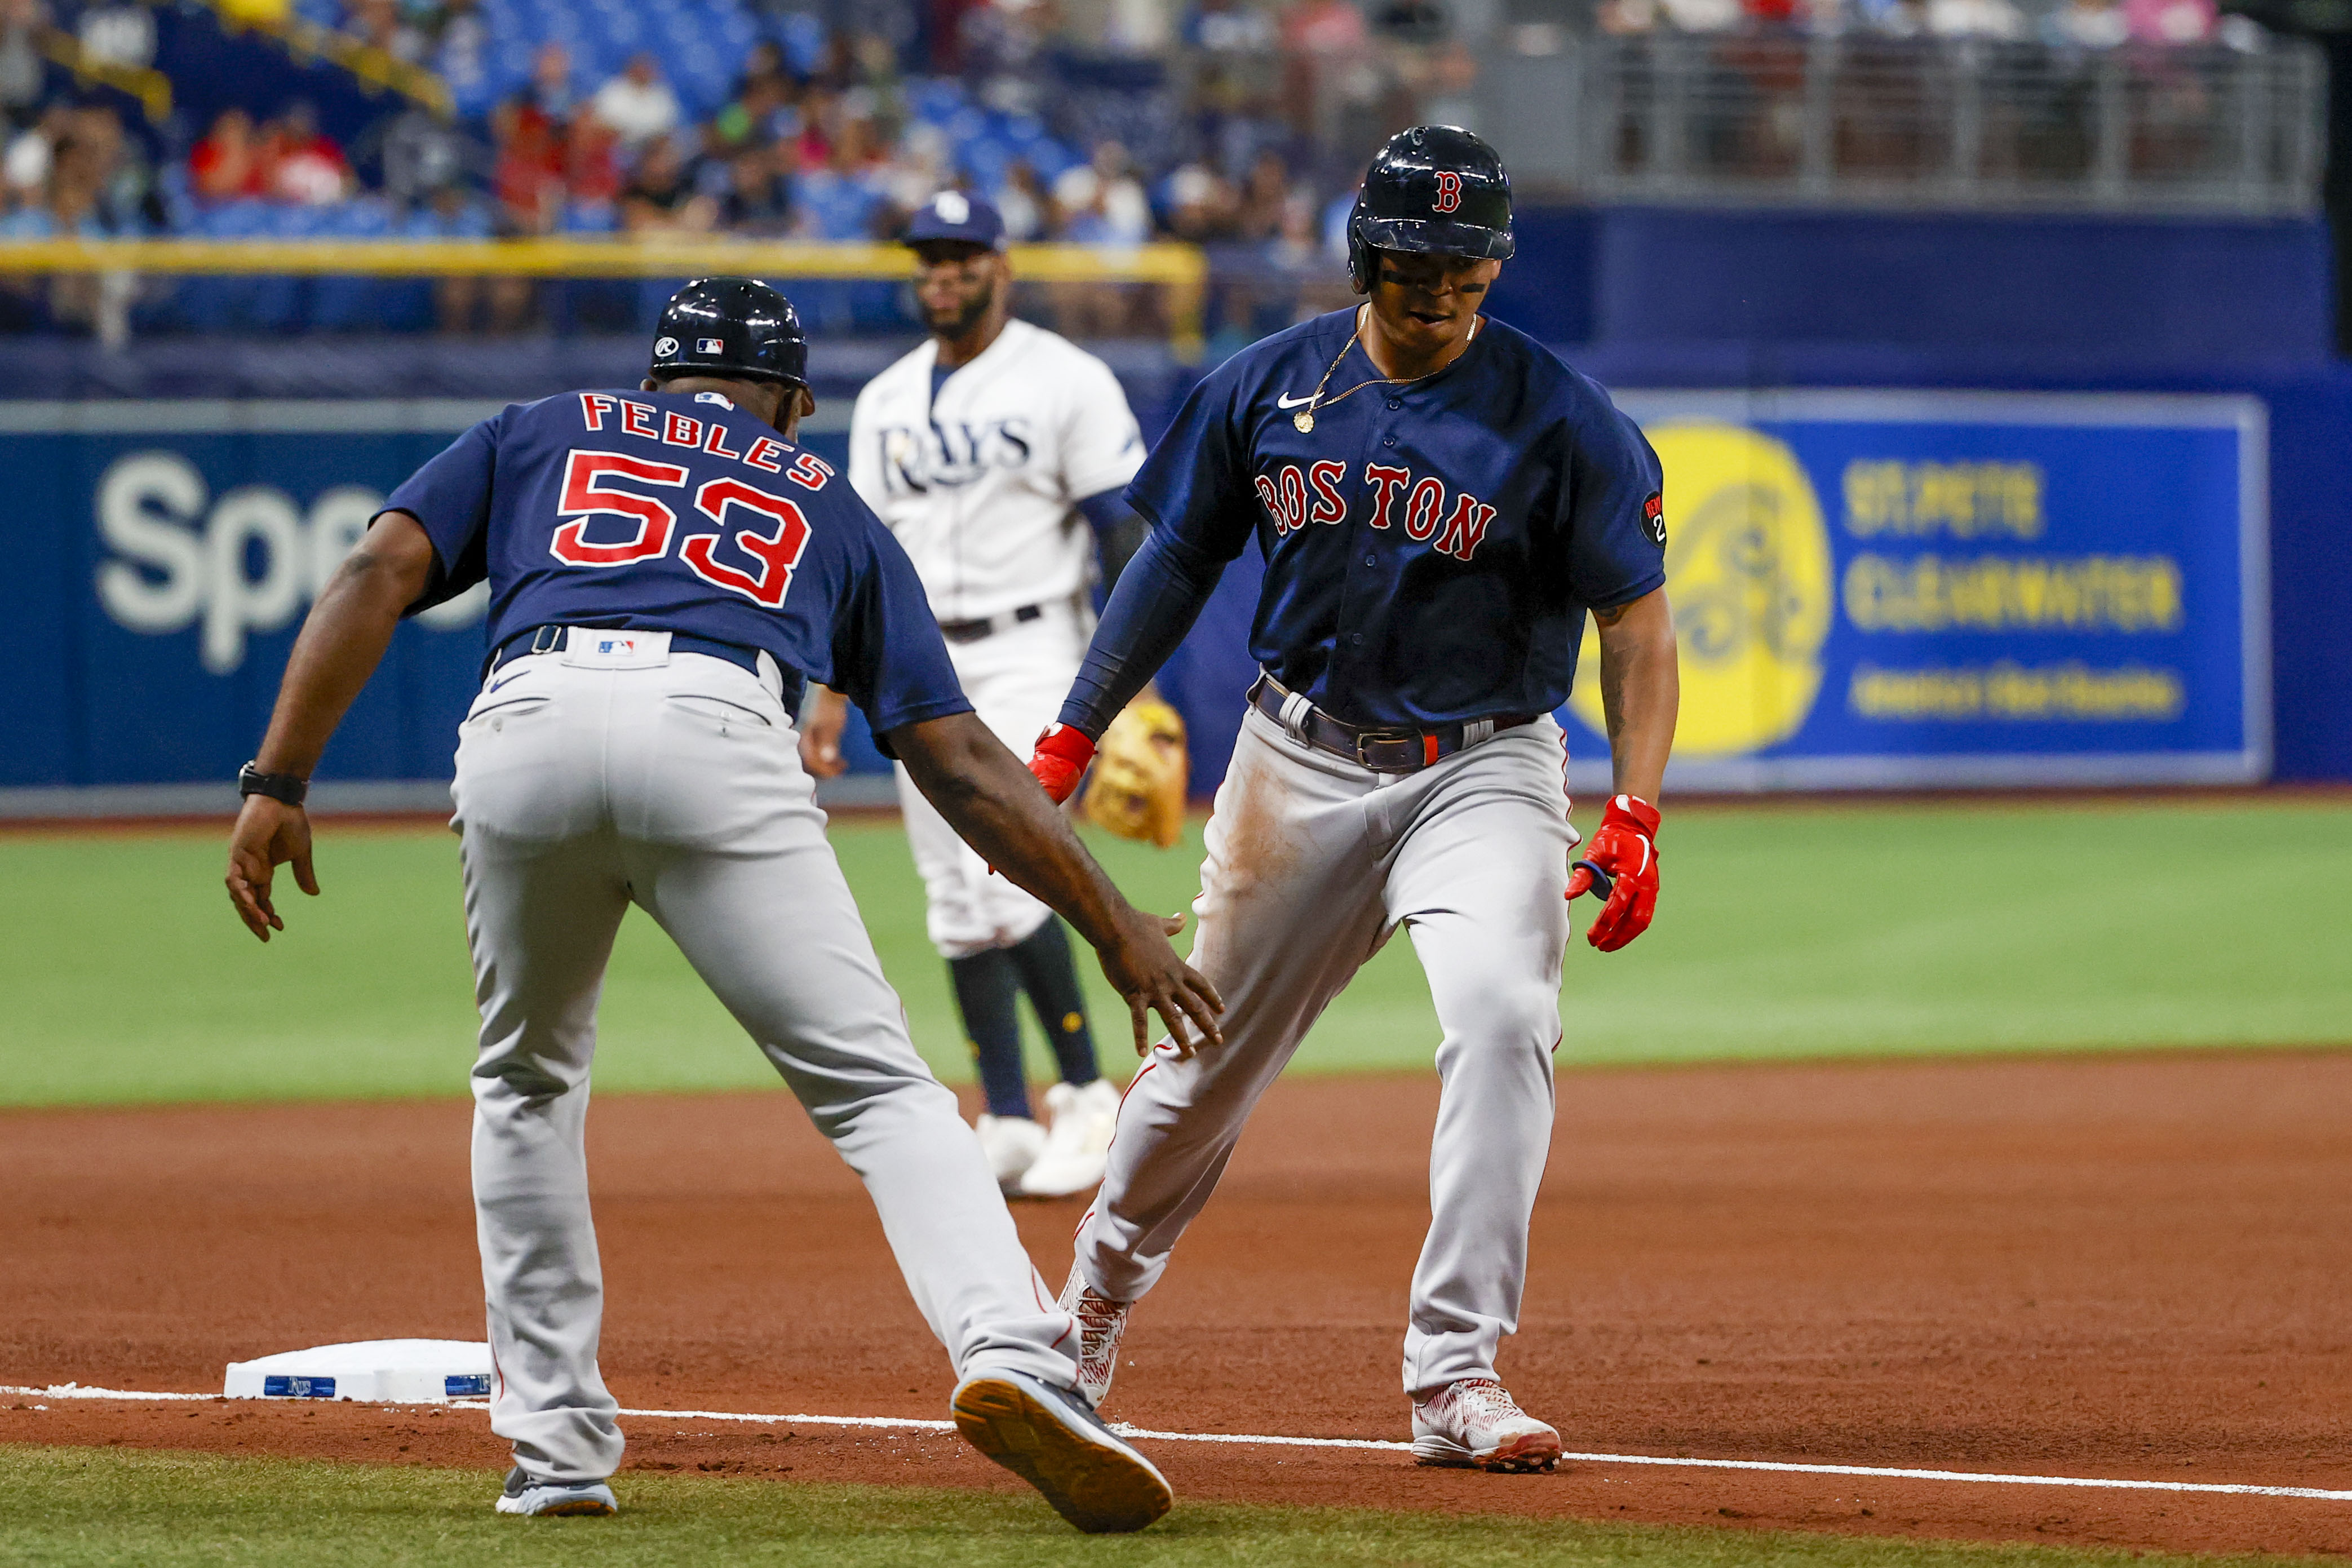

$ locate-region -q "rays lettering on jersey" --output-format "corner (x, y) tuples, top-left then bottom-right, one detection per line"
(874, 419), (1034, 495)
(1253, 460), (1498, 562)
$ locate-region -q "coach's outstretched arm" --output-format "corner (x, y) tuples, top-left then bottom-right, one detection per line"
(894, 711), (1224, 1057)
(1566, 584), (1680, 953)
(224, 512), (438, 942)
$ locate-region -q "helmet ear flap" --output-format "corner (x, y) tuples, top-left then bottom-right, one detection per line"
(1345, 195), (1371, 294)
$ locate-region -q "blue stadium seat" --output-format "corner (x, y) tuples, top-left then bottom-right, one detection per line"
(958, 137), (1012, 191)
(308, 200), (393, 331)
(180, 202), (268, 333)
(907, 77), (965, 125)
(560, 201), (616, 234)
(773, 9), (828, 76)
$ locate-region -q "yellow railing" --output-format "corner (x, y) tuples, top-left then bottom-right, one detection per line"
(196, 0), (454, 118)
(0, 238), (1211, 354)
(37, 26), (172, 123)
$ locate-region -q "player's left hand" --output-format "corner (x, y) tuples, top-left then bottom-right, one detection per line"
(798, 690), (849, 778)
(1028, 724), (1096, 805)
(1566, 794), (1660, 952)
(226, 795), (318, 942)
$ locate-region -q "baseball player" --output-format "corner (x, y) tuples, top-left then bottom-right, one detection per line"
(800, 191), (1158, 1199)
(1026, 128), (1682, 1470)
(223, 278), (1221, 1532)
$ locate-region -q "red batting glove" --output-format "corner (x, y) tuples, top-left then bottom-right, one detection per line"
(1029, 723), (1096, 805)
(1566, 794), (1661, 953)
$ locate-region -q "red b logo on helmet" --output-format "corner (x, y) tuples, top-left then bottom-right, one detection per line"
(1433, 171), (1463, 214)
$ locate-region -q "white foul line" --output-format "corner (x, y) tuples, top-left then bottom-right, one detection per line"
(8, 1384), (2350, 1503)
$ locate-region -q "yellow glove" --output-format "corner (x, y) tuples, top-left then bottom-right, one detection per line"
(1080, 697), (1189, 849)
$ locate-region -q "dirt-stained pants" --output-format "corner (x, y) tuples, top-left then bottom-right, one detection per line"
(1073, 704), (1575, 1398)
(453, 643), (1075, 1485)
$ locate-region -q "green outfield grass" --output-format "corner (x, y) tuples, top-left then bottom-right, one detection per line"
(1, 798), (2347, 1108)
(0, 1446), (2324, 1568)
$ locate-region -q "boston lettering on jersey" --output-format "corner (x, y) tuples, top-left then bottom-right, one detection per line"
(1122, 308), (1666, 729)
(1254, 460), (1497, 562)
(379, 388), (967, 740)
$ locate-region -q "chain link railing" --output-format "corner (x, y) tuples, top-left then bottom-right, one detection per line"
(1482, 34), (2326, 214)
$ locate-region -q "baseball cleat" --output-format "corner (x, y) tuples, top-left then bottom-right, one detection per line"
(493, 1465), (618, 1516)
(1409, 1379), (1563, 1472)
(1018, 1079), (1121, 1197)
(951, 1370), (1172, 1533)
(1058, 1265), (1131, 1407)
(975, 1113), (1047, 1193)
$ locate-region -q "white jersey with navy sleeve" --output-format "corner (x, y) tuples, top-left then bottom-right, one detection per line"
(848, 320), (1145, 962)
(848, 317), (1145, 625)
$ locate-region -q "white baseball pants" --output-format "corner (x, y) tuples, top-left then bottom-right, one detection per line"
(894, 605), (1088, 959)
(451, 644), (1075, 1485)
(1074, 705), (1575, 1398)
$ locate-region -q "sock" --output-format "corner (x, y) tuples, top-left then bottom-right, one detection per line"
(948, 950), (1031, 1119)
(1007, 918), (1100, 1087)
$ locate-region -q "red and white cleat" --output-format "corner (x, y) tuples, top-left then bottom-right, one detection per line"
(1058, 1265), (1132, 1408)
(1409, 1379), (1562, 1472)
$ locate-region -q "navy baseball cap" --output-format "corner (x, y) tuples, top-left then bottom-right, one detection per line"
(905, 190), (1007, 250)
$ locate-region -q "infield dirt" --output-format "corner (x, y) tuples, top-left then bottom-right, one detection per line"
(3, 1050), (2347, 1557)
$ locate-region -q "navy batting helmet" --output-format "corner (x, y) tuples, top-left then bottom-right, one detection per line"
(1345, 125), (1515, 293)
(649, 276), (809, 389)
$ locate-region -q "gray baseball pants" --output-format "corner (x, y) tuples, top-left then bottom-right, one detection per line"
(451, 640), (1075, 1485)
(1073, 705), (1575, 1398)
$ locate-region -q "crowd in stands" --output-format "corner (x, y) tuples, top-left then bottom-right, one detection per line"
(0, 0), (2293, 336)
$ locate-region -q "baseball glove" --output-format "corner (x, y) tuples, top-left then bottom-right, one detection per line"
(1080, 697), (1189, 849)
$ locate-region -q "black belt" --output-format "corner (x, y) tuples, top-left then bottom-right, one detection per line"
(486, 623), (765, 682)
(1248, 674), (1535, 774)
(938, 603), (1044, 644)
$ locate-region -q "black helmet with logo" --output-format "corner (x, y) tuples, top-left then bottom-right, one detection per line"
(1345, 125), (1515, 293)
(648, 276), (809, 388)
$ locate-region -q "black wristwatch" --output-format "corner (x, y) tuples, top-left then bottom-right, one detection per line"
(237, 761), (308, 807)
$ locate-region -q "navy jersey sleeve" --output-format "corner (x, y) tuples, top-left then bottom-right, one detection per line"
(1122, 364), (1257, 564)
(378, 413), (500, 614)
(1561, 397), (1669, 610)
(830, 516), (973, 752)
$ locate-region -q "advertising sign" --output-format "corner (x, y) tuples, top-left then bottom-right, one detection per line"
(1579, 391), (2270, 788)
(0, 389), (2270, 808)
(0, 400), (856, 807)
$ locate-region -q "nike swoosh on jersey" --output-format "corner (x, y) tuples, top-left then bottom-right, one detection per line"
(1275, 393), (1316, 409)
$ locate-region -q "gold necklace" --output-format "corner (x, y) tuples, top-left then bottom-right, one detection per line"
(1291, 307), (1481, 433)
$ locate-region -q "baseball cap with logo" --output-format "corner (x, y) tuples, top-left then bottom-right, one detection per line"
(904, 190), (1008, 250)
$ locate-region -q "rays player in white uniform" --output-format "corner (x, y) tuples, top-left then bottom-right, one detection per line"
(802, 193), (1152, 1199)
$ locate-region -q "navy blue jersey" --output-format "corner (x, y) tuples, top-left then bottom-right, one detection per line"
(1125, 308), (1666, 728)
(382, 387), (969, 737)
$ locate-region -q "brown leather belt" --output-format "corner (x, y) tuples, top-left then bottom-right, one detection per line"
(1247, 674), (1535, 774)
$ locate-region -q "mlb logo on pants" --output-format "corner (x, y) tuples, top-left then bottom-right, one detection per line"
(561, 630), (672, 668)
